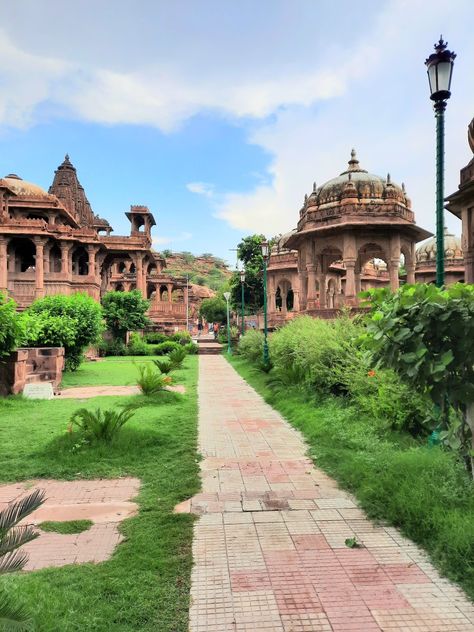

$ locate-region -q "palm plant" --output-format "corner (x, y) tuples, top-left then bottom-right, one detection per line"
(152, 358), (173, 374)
(167, 347), (187, 370)
(70, 404), (139, 443)
(0, 488), (45, 631)
(136, 364), (172, 396)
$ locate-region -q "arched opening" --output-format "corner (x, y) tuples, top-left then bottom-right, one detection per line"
(172, 288), (184, 302)
(72, 246), (89, 276)
(115, 283), (124, 292)
(118, 261), (127, 273)
(49, 243), (61, 273)
(160, 285), (169, 301)
(129, 262), (136, 274)
(327, 278), (337, 308)
(147, 263), (157, 276)
(133, 216), (145, 232)
(275, 287), (282, 311)
(147, 283), (156, 299)
(286, 288), (294, 311)
(8, 238), (36, 273)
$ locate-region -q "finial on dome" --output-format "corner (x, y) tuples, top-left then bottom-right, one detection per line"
(304, 193), (308, 203)
(348, 172), (352, 181)
(312, 182), (316, 193)
(386, 173), (391, 184)
(348, 148), (360, 171)
(402, 182), (406, 193)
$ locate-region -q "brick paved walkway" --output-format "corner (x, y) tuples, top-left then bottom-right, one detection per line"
(187, 356), (474, 631)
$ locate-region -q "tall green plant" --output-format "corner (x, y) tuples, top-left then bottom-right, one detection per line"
(0, 293), (23, 359)
(70, 404), (139, 443)
(102, 291), (150, 342)
(362, 284), (474, 474)
(0, 489), (45, 631)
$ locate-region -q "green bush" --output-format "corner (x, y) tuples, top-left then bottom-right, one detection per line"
(168, 346), (187, 369)
(169, 331), (192, 344)
(97, 339), (127, 357)
(0, 292), (24, 358)
(70, 404), (138, 443)
(127, 332), (151, 356)
(23, 293), (103, 371)
(136, 364), (172, 395)
(144, 332), (168, 344)
(238, 329), (264, 364)
(102, 290), (150, 341)
(152, 357), (173, 374)
(152, 341), (181, 356)
(184, 342), (198, 355)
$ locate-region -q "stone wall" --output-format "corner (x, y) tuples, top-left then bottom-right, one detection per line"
(0, 347), (64, 396)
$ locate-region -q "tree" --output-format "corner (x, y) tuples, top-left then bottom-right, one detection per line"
(23, 293), (103, 371)
(229, 234), (267, 311)
(102, 290), (150, 341)
(199, 296), (227, 323)
(362, 283), (474, 476)
(0, 292), (23, 358)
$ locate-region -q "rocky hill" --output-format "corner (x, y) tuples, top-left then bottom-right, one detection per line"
(160, 251), (232, 292)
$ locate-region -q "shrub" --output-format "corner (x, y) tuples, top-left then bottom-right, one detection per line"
(0, 292), (24, 358)
(238, 330), (264, 364)
(168, 346), (187, 369)
(136, 364), (172, 395)
(169, 331), (192, 345)
(152, 341), (181, 356)
(184, 342), (198, 355)
(144, 332), (168, 344)
(127, 332), (151, 356)
(152, 358), (173, 374)
(97, 339), (127, 357)
(102, 290), (150, 341)
(23, 293), (103, 371)
(69, 403), (139, 443)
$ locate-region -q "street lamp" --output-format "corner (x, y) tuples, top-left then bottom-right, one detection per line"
(425, 37), (456, 287)
(223, 291), (231, 355)
(240, 269), (246, 336)
(260, 240), (270, 367)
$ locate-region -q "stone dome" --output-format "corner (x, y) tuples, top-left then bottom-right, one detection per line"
(0, 174), (56, 201)
(309, 150), (409, 207)
(416, 228), (463, 263)
(272, 230), (297, 253)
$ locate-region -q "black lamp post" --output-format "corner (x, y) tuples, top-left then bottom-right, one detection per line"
(261, 240), (270, 367)
(425, 37), (456, 288)
(240, 269), (246, 336)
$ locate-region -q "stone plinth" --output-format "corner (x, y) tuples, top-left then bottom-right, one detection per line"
(0, 347), (64, 396)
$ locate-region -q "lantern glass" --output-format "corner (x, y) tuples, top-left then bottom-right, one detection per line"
(261, 241), (269, 259)
(240, 270), (246, 283)
(223, 291), (230, 301)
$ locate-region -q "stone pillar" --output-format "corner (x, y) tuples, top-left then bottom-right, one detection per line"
(389, 260), (400, 291)
(167, 283), (173, 303)
(306, 264), (317, 309)
(318, 272), (327, 308)
(269, 291), (276, 313)
(135, 255), (145, 297)
(0, 237), (8, 292)
(60, 242), (72, 277)
(465, 250), (474, 284)
(34, 238), (45, 298)
(355, 271), (362, 295)
(406, 262), (416, 284)
(344, 259), (357, 304)
(281, 288), (288, 316)
(293, 289), (300, 311)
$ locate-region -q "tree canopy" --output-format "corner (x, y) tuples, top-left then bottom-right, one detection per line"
(102, 290), (150, 341)
(199, 296), (227, 323)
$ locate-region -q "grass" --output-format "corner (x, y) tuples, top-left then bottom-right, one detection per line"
(0, 355), (200, 631)
(38, 520), (93, 534)
(228, 355), (474, 601)
(60, 356), (172, 388)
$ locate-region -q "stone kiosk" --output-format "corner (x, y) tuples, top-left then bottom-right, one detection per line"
(446, 117), (474, 283)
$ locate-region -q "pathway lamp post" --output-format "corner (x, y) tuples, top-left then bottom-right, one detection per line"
(240, 269), (246, 337)
(425, 37), (456, 288)
(261, 240), (270, 367)
(223, 291), (231, 355)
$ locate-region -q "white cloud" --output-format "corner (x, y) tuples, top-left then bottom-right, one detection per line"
(186, 182), (215, 198)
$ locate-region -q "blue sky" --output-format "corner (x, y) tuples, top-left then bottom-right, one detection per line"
(0, 0), (473, 263)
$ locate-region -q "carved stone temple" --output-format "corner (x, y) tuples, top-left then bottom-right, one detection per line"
(0, 155), (195, 328)
(267, 150), (436, 325)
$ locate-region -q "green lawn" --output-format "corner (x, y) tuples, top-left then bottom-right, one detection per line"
(228, 355), (474, 602)
(61, 356), (171, 387)
(0, 356), (200, 631)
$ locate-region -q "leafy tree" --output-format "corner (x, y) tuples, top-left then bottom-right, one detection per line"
(161, 249), (172, 258)
(199, 296), (227, 323)
(23, 293), (103, 371)
(0, 292), (23, 358)
(102, 290), (150, 342)
(362, 283), (474, 475)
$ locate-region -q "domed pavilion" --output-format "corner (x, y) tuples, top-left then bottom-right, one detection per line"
(415, 228), (464, 284)
(268, 150), (432, 319)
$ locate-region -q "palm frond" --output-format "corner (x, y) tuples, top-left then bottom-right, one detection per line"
(0, 550), (29, 574)
(0, 589), (35, 631)
(0, 526), (40, 558)
(0, 490), (45, 534)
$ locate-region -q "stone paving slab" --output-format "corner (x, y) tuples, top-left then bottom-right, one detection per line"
(187, 356), (474, 631)
(0, 477), (140, 570)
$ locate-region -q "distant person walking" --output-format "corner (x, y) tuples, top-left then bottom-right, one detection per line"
(213, 322), (219, 340)
(197, 320), (203, 337)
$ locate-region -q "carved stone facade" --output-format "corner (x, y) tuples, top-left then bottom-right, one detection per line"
(267, 151), (432, 324)
(0, 156), (193, 328)
(446, 117), (474, 283)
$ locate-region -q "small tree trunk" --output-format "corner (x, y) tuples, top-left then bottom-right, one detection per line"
(466, 402), (474, 479)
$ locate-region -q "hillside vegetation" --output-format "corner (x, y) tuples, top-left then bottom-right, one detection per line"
(161, 251), (232, 291)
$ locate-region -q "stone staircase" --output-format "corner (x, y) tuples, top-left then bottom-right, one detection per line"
(196, 338), (223, 355)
